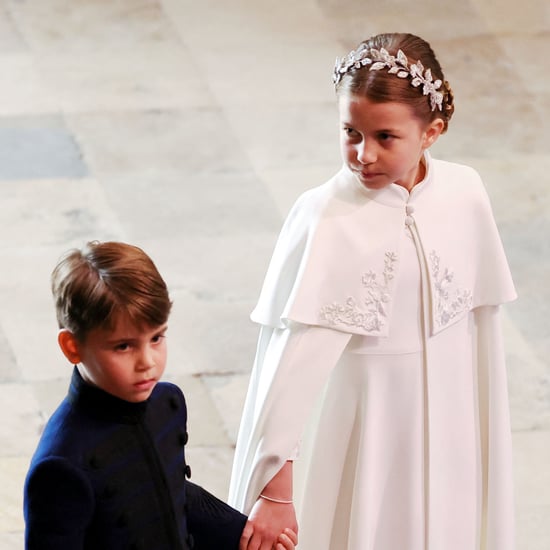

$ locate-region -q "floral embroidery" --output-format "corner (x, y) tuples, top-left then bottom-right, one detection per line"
(429, 250), (472, 327)
(319, 252), (397, 332)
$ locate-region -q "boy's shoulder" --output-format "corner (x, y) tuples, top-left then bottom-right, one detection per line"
(152, 379), (184, 396)
(32, 380), (187, 464)
(31, 397), (80, 460)
(149, 380), (187, 411)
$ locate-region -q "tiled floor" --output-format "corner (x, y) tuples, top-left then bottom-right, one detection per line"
(1, 1), (549, 548)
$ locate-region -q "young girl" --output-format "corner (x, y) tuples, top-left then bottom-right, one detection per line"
(230, 33), (516, 550)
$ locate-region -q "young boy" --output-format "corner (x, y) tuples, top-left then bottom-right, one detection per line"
(24, 241), (297, 550)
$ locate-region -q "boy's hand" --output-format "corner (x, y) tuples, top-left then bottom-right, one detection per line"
(239, 498), (298, 550)
(277, 527), (298, 550)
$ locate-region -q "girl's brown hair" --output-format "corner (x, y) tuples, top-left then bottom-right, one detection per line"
(51, 241), (172, 341)
(335, 33), (455, 132)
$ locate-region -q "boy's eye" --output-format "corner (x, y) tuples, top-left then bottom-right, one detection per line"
(152, 334), (166, 344)
(378, 132), (393, 141)
(115, 343), (130, 351)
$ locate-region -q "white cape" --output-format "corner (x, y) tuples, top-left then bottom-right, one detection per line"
(229, 154), (516, 549)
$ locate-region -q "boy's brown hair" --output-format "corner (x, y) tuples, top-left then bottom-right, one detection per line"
(51, 241), (172, 341)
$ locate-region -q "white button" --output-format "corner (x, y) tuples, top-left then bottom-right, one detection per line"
(406, 204), (415, 214)
(405, 215), (414, 226)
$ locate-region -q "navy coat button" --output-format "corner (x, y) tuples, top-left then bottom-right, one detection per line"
(88, 455), (102, 469)
(117, 511), (131, 528)
(169, 396), (180, 410)
(179, 431), (189, 446)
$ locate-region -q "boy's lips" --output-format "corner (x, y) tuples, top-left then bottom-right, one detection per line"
(134, 379), (156, 391)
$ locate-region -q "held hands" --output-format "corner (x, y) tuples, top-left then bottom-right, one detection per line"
(277, 527), (299, 550)
(239, 497), (298, 550)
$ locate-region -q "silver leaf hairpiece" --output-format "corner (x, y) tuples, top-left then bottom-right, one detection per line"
(332, 44), (444, 112)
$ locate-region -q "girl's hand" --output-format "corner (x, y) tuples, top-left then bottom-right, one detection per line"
(239, 498), (298, 550)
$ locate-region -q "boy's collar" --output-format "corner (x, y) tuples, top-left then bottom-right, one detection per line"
(68, 367), (149, 424)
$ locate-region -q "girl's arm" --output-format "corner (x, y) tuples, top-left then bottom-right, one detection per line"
(231, 322), (352, 550)
(239, 461), (297, 550)
(230, 324), (352, 515)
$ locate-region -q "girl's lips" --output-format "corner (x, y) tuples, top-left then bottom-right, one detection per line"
(353, 169), (389, 189)
(352, 166), (381, 179)
(360, 170), (381, 179)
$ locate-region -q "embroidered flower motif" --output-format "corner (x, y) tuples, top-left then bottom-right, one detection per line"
(429, 250), (472, 327)
(319, 252), (397, 332)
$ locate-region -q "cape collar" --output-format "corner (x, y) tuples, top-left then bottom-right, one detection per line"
(345, 150), (433, 208)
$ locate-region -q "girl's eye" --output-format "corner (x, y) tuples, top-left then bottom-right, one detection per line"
(378, 132), (393, 141)
(343, 127), (358, 137)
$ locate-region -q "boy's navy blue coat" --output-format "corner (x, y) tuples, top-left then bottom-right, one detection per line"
(24, 368), (247, 549)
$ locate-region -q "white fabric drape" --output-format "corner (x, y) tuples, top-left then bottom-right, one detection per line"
(229, 154), (516, 549)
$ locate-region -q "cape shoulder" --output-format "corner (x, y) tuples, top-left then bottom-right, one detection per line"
(251, 159), (516, 335)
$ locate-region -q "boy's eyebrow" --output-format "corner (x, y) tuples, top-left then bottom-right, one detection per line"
(104, 335), (136, 345)
(105, 324), (169, 344)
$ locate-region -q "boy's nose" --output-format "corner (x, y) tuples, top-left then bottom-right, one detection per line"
(137, 348), (156, 370)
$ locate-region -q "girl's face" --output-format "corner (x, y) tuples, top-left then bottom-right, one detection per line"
(338, 94), (443, 192)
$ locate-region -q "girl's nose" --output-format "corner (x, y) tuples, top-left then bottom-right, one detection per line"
(357, 140), (376, 165)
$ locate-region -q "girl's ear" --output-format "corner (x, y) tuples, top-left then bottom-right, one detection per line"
(423, 118), (445, 149)
(58, 329), (82, 364)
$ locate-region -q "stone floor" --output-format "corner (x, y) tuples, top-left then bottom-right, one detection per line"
(0, 0), (549, 548)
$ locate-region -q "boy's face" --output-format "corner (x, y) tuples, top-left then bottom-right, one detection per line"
(69, 315), (168, 403)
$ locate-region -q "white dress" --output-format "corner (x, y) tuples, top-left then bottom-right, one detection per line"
(229, 154), (516, 550)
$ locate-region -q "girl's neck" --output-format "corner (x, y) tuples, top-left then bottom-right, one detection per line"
(414, 157), (427, 187)
(397, 156), (426, 192)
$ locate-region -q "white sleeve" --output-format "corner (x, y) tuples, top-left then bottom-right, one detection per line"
(228, 323), (351, 513)
(474, 305), (515, 550)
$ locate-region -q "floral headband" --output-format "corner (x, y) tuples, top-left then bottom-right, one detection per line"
(332, 44), (444, 112)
